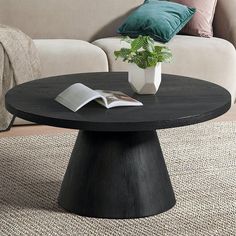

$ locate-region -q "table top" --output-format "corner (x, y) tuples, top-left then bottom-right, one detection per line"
(5, 72), (231, 132)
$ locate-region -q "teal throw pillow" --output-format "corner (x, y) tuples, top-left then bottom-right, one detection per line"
(118, 0), (196, 43)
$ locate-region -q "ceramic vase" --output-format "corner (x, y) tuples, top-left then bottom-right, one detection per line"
(128, 63), (162, 95)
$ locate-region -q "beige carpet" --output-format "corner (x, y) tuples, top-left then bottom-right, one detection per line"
(0, 122), (236, 236)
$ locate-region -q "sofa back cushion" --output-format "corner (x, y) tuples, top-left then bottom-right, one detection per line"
(0, 0), (143, 41)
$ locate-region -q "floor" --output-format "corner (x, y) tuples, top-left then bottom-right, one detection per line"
(1, 104), (236, 138)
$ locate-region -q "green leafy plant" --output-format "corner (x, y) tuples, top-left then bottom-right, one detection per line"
(114, 35), (172, 69)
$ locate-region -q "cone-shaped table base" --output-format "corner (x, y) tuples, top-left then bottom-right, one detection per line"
(58, 131), (176, 219)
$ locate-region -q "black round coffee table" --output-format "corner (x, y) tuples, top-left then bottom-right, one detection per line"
(5, 72), (231, 219)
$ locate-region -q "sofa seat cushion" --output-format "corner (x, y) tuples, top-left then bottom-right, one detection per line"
(34, 39), (108, 78)
(93, 36), (236, 102)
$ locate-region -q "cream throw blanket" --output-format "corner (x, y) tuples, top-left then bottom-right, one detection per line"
(0, 25), (41, 131)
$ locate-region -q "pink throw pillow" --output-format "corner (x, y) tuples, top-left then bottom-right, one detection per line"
(171, 0), (217, 37)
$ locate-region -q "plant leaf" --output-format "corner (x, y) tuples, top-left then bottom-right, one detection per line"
(114, 48), (132, 61)
(131, 36), (144, 52)
(121, 36), (132, 44)
(143, 36), (155, 52)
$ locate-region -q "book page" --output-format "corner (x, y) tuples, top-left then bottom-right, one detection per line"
(55, 83), (104, 112)
(95, 90), (143, 108)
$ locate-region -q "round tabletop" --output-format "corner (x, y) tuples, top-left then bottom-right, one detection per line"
(5, 72), (231, 132)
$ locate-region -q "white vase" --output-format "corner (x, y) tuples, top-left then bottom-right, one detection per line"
(128, 63), (162, 94)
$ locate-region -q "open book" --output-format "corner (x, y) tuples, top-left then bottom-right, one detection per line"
(55, 83), (143, 112)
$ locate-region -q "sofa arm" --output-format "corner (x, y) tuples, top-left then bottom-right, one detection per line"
(213, 0), (236, 48)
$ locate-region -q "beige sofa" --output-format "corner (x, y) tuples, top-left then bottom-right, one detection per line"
(0, 0), (236, 125)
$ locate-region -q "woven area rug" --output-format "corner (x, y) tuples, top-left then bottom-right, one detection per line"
(0, 122), (236, 236)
